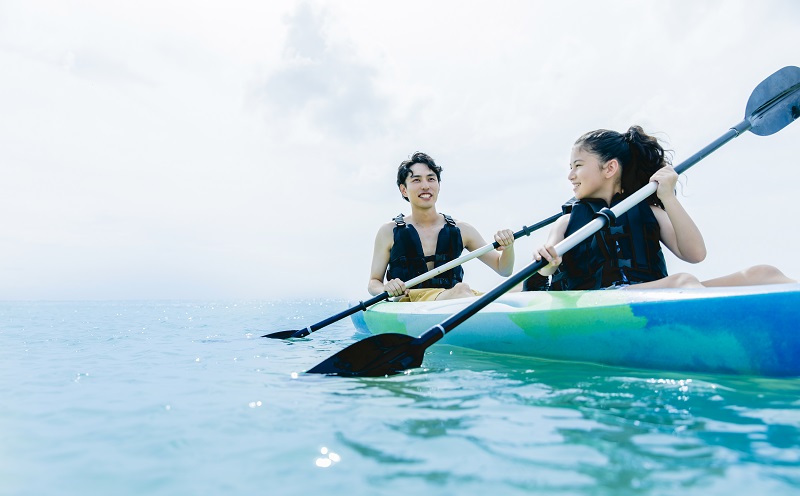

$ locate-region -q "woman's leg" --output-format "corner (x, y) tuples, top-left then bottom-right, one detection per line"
(701, 264), (796, 287)
(623, 273), (704, 289)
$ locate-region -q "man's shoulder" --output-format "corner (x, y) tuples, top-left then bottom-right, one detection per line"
(452, 219), (475, 231)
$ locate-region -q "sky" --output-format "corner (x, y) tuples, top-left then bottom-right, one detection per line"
(1, 0), (798, 300)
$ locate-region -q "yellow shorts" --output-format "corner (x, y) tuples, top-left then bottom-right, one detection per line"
(397, 288), (483, 302)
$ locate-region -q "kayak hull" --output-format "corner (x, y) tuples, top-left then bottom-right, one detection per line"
(351, 284), (800, 377)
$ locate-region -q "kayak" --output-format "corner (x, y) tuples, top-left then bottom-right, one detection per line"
(350, 283), (800, 377)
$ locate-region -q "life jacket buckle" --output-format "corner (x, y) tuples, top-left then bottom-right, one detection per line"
(595, 207), (617, 226)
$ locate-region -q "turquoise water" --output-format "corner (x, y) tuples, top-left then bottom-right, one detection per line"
(2, 300), (799, 495)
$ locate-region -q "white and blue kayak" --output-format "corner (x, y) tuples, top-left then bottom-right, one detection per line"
(351, 283), (800, 377)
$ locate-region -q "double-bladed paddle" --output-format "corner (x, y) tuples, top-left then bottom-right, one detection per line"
(307, 65), (800, 377)
(262, 213), (561, 339)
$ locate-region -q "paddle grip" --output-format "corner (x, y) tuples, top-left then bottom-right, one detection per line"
(493, 213), (562, 249)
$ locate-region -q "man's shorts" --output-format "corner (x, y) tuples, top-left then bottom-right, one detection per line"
(397, 287), (483, 302)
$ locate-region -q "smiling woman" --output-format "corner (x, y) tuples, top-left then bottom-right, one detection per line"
(531, 124), (796, 291)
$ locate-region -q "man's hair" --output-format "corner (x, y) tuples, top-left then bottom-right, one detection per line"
(396, 151), (443, 189)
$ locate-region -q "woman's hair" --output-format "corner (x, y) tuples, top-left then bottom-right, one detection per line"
(396, 152), (443, 202)
(574, 126), (673, 207)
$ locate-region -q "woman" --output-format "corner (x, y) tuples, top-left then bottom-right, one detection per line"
(528, 126), (794, 290)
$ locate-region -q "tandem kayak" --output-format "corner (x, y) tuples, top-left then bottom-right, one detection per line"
(350, 283), (800, 377)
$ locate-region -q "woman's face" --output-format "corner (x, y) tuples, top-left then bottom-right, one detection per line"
(567, 145), (610, 200)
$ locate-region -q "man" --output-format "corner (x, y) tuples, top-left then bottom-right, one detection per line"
(368, 152), (515, 301)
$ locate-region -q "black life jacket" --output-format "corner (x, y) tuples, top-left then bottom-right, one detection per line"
(549, 195), (668, 290)
(386, 213), (464, 289)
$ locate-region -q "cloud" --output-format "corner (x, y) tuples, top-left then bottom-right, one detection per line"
(1, 0), (798, 300)
(250, 2), (389, 141)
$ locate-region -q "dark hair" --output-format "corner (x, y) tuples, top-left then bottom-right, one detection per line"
(396, 152), (443, 202)
(574, 125), (673, 207)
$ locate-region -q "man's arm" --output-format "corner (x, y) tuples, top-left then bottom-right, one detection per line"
(368, 223), (406, 296)
(459, 222), (516, 276)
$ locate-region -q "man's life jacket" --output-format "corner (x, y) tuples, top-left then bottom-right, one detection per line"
(549, 195), (668, 290)
(386, 213), (464, 289)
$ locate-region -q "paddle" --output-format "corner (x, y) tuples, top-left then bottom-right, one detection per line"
(307, 65), (800, 377)
(262, 213), (561, 339)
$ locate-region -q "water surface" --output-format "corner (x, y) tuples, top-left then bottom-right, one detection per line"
(2, 300), (798, 495)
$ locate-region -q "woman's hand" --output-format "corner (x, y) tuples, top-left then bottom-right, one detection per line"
(534, 245), (561, 277)
(650, 165), (678, 201)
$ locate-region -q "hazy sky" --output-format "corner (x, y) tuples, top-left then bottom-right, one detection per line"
(2, 0), (798, 300)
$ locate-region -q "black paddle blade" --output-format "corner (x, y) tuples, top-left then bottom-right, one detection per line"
(746, 66), (800, 136)
(261, 329), (300, 339)
(306, 333), (424, 377)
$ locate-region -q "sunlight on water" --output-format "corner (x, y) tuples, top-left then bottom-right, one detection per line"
(315, 446), (342, 468)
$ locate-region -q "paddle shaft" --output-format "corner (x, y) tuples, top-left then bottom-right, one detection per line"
(400, 212), (561, 289)
(414, 119), (758, 350)
(290, 213), (561, 337)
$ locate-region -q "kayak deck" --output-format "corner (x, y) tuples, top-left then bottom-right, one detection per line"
(351, 284), (800, 377)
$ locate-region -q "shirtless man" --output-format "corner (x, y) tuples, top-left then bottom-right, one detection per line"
(368, 152), (515, 301)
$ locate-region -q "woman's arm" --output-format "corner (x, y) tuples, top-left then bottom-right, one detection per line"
(533, 214), (569, 276)
(650, 167), (707, 263)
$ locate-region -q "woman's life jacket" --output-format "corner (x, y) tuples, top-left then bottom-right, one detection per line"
(386, 213), (464, 289)
(547, 195), (668, 290)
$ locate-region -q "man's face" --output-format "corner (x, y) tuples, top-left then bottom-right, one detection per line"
(399, 163), (440, 206)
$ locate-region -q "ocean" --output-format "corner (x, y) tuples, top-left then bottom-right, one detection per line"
(2, 300), (799, 495)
